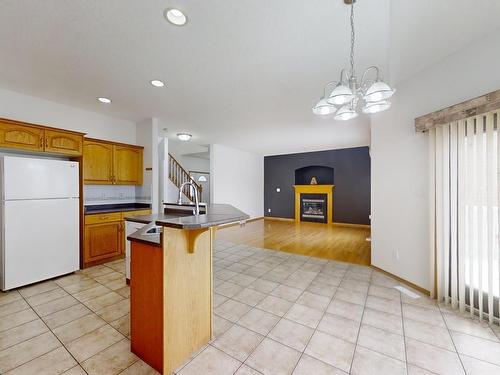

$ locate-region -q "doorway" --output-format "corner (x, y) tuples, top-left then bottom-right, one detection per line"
(190, 171), (210, 204)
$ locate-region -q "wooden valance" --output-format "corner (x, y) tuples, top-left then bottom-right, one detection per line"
(415, 89), (500, 132)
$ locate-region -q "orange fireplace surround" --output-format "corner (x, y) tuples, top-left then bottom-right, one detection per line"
(293, 184), (335, 224)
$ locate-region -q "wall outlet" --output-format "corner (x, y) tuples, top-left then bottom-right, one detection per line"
(395, 250), (400, 260)
(268, 208), (272, 213)
(276, 187), (281, 192)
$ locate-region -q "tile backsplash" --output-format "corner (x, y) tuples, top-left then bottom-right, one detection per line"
(84, 185), (151, 205)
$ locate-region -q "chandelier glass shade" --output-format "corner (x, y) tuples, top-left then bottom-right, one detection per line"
(313, 1), (395, 120)
(312, 98), (337, 115)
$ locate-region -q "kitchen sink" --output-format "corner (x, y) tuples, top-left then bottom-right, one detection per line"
(163, 203), (207, 216)
(144, 226), (163, 235)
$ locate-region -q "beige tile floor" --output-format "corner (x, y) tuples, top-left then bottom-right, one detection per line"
(1, 241), (500, 374)
(0, 258), (158, 375)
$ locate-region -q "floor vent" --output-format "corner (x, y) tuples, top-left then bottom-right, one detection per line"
(393, 285), (420, 299)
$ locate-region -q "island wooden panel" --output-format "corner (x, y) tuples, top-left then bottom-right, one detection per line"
(129, 227), (214, 374)
(163, 227), (212, 374)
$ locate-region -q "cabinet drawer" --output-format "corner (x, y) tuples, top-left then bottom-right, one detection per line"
(122, 209), (151, 219)
(85, 212), (122, 225)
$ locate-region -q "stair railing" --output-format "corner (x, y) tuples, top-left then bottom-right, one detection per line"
(168, 153), (203, 202)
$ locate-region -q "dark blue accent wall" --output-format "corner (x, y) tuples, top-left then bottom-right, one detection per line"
(264, 146), (371, 224)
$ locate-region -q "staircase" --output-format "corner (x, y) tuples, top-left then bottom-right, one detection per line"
(168, 153), (202, 203)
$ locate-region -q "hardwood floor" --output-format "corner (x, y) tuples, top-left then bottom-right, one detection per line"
(216, 218), (371, 266)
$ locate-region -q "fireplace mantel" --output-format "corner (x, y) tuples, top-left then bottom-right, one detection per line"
(293, 185), (334, 224)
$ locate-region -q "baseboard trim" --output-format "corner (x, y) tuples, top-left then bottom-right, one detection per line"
(247, 217), (263, 223)
(332, 222), (371, 229)
(219, 216), (264, 229)
(371, 265), (430, 297)
(265, 217), (294, 222)
(264, 217), (370, 228)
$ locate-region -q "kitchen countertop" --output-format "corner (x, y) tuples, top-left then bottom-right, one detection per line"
(125, 203), (249, 246)
(126, 222), (163, 247)
(84, 202), (151, 215)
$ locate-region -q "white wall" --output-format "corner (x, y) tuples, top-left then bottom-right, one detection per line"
(0, 88), (136, 144)
(135, 119), (160, 212)
(371, 31), (500, 290)
(211, 144), (263, 219)
(168, 139), (210, 173)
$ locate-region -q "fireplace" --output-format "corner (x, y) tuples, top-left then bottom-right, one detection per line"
(294, 184), (334, 224)
(300, 194), (327, 223)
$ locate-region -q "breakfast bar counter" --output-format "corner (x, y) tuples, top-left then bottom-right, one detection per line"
(127, 203), (248, 374)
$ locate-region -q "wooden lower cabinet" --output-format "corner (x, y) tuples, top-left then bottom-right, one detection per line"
(83, 209), (151, 267)
(84, 221), (123, 265)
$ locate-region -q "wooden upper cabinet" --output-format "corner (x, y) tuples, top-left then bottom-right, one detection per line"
(0, 118), (84, 155)
(83, 140), (114, 184)
(114, 145), (143, 185)
(44, 129), (83, 156)
(83, 139), (143, 185)
(0, 120), (44, 152)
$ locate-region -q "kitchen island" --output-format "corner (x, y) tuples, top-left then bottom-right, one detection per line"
(125, 204), (248, 374)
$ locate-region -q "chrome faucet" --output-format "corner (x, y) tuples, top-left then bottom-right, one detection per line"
(178, 181), (200, 215)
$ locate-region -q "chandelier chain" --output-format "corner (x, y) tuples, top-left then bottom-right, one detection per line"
(349, 0), (355, 76)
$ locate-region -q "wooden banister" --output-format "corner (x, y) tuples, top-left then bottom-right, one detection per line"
(168, 153), (202, 202)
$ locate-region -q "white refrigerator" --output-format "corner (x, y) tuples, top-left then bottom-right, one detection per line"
(0, 156), (80, 291)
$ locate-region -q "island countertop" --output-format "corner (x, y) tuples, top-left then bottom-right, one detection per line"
(125, 203), (248, 229)
(125, 203), (249, 245)
(157, 203), (248, 229)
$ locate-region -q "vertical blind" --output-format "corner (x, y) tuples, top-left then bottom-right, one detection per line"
(429, 110), (499, 324)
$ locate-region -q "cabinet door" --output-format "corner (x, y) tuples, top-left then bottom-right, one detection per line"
(44, 129), (83, 156)
(114, 145), (143, 185)
(83, 140), (114, 184)
(0, 121), (44, 152)
(84, 222), (123, 264)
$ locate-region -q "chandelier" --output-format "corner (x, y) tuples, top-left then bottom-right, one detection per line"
(313, 0), (395, 120)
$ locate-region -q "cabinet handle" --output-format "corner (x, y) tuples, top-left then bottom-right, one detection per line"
(40, 136), (43, 146)
(45, 137), (49, 147)
(100, 216), (110, 220)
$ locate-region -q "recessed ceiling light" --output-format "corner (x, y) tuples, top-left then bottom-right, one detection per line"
(177, 133), (192, 141)
(150, 79), (165, 87)
(164, 8), (187, 26)
(97, 97), (111, 104)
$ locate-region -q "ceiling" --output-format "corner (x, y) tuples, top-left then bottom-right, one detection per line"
(0, 1), (499, 155)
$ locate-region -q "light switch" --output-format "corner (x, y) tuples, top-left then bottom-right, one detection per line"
(276, 188), (281, 192)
